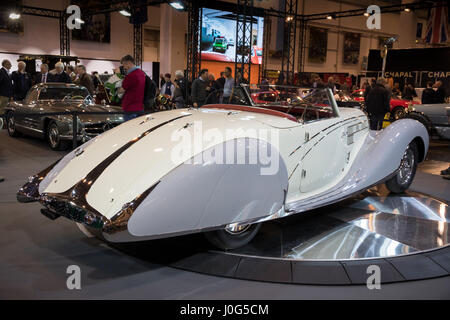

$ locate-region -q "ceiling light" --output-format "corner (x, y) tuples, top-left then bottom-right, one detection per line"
(326, 15), (333, 20)
(364, 12), (370, 17)
(119, 10), (131, 17)
(404, 7), (411, 12)
(9, 13), (21, 20)
(170, 1), (185, 10)
(75, 18), (84, 24)
(285, 16), (294, 22)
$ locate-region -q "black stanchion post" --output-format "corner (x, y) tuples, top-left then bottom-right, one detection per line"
(72, 112), (78, 149)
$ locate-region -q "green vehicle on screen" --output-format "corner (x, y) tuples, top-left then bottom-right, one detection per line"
(212, 38), (228, 53)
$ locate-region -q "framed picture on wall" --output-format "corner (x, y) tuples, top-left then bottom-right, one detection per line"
(308, 27), (328, 63)
(343, 32), (360, 65)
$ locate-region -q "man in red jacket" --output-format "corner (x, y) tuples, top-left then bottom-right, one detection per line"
(118, 55), (145, 121)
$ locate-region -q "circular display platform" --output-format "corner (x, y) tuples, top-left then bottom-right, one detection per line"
(111, 187), (450, 285)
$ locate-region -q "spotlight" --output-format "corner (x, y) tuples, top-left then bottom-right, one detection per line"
(75, 18), (84, 24)
(170, 1), (185, 11)
(404, 7), (411, 12)
(326, 15), (333, 20)
(119, 10), (131, 17)
(285, 15), (294, 22)
(9, 12), (21, 20)
(364, 12), (370, 17)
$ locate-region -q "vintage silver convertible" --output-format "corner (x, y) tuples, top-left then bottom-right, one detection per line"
(17, 87), (429, 250)
(5, 83), (124, 150)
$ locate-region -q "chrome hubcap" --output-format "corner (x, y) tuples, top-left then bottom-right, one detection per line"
(49, 126), (59, 147)
(398, 147), (414, 185)
(8, 116), (15, 133)
(225, 223), (251, 235)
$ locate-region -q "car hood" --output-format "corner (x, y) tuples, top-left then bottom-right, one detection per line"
(39, 107), (290, 219)
(39, 101), (123, 123)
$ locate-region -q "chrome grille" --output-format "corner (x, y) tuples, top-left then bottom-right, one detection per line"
(83, 122), (119, 137)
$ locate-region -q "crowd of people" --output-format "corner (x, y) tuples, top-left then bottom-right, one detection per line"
(0, 58), (104, 104)
(1, 55), (450, 181)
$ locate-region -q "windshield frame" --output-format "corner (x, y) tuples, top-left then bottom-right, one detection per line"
(241, 84), (340, 118)
(37, 87), (91, 102)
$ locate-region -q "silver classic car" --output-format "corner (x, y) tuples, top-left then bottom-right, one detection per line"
(407, 102), (450, 140)
(5, 83), (124, 150)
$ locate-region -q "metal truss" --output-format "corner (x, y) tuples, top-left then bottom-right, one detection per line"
(235, 0), (253, 84)
(302, 1), (447, 21)
(59, 13), (70, 56)
(186, 1), (202, 86)
(297, 17), (307, 76)
(134, 24), (143, 67)
(281, 0), (298, 85)
(22, 6), (61, 18)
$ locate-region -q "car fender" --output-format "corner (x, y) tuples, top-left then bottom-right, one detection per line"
(105, 138), (289, 242)
(352, 118), (429, 186)
(285, 118), (429, 214)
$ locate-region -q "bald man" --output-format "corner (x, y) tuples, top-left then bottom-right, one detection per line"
(11, 61), (32, 101)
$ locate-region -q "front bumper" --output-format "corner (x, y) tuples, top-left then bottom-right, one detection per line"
(17, 166), (157, 240)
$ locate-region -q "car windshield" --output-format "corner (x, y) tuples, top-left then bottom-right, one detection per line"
(39, 87), (90, 101)
(215, 39), (224, 44)
(204, 84), (337, 122)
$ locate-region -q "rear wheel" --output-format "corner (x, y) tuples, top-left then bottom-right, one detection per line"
(47, 121), (69, 151)
(385, 141), (418, 193)
(204, 223), (261, 250)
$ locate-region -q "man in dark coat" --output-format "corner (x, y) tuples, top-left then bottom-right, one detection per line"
(0, 59), (13, 184)
(365, 78), (391, 130)
(0, 59), (13, 107)
(434, 80), (447, 103)
(421, 82), (435, 104)
(191, 69), (209, 108)
(51, 62), (71, 83)
(35, 63), (50, 84)
(11, 61), (32, 101)
(75, 65), (95, 95)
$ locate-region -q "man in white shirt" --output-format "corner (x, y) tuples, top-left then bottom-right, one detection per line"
(223, 67), (234, 103)
(36, 64), (50, 84)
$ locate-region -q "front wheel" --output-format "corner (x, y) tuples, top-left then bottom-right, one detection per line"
(47, 121), (69, 151)
(385, 141), (418, 193)
(6, 112), (21, 137)
(392, 107), (406, 120)
(204, 223), (261, 250)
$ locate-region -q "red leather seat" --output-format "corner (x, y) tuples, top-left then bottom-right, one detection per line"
(202, 104), (298, 123)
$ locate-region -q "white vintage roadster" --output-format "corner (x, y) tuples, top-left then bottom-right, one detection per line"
(17, 87), (429, 249)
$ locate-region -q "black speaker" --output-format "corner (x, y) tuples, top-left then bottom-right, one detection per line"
(129, 0), (148, 25)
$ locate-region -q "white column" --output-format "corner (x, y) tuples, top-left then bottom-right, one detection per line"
(159, 4), (173, 74)
(159, 4), (188, 75)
